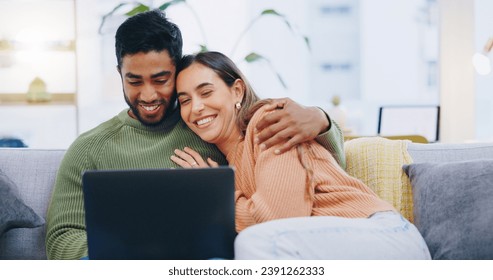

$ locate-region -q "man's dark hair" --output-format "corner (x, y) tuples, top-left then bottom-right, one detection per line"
(115, 9), (183, 69)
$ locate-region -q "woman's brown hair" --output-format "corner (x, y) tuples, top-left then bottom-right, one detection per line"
(176, 51), (264, 136)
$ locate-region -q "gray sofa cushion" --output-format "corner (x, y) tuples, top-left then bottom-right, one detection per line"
(403, 160), (493, 260)
(0, 149), (65, 260)
(0, 169), (44, 235)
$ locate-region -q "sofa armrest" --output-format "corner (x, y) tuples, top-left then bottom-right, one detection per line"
(0, 148), (65, 260)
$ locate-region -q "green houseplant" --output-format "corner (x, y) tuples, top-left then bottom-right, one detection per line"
(99, 0), (310, 88)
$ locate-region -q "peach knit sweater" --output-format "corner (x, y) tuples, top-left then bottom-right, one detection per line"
(227, 106), (395, 232)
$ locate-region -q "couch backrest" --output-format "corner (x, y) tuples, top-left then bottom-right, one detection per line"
(408, 142), (493, 163)
(0, 148), (65, 260)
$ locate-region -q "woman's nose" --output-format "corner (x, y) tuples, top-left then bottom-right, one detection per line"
(192, 101), (204, 113)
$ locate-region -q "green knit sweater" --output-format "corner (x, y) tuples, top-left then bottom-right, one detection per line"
(45, 108), (345, 259)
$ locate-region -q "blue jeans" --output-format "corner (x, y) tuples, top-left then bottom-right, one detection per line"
(234, 212), (431, 260)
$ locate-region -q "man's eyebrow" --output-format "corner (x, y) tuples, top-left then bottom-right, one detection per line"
(124, 71), (172, 79)
(151, 71), (172, 79)
(125, 73), (142, 79)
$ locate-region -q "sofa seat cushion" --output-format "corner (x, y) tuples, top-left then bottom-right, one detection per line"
(0, 169), (44, 235)
(404, 160), (493, 260)
(345, 137), (414, 222)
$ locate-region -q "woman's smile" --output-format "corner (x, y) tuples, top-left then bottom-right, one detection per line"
(195, 115), (216, 127)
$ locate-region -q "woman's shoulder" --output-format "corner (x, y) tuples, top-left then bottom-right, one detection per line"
(243, 104), (272, 144)
(247, 104), (272, 129)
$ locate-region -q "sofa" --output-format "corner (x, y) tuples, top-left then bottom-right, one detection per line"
(1, 137), (493, 260)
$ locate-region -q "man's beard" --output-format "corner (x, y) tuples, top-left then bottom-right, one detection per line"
(124, 94), (168, 127)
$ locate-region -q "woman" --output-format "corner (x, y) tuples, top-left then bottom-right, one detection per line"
(171, 51), (430, 259)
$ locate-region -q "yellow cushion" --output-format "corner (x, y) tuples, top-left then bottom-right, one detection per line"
(344, 137), (414, 222)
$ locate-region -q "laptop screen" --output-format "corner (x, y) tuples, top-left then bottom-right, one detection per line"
(82, 167), (236, 260)
(378, 105), (440, 142)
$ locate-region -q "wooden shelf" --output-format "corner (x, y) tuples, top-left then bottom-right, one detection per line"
(0, 93), (76, 106)
(0, 40), (76, 52)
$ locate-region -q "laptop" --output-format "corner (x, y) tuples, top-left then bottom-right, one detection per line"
(82, 167), (236, 260)
(378, 105), (440, 142)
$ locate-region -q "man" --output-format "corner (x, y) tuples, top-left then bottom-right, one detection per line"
(45, 9), (345, 259)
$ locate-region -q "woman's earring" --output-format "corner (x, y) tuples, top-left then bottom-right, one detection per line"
(235, 102), (242, 110)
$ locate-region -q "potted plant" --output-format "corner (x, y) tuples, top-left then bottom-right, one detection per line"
(99, 0), (310, 88)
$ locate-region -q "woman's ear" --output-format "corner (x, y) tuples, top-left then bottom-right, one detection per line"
(232, 79), (245, 102)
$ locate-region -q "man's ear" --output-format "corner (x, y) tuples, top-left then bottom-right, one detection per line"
(233, 79), (245, 101)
